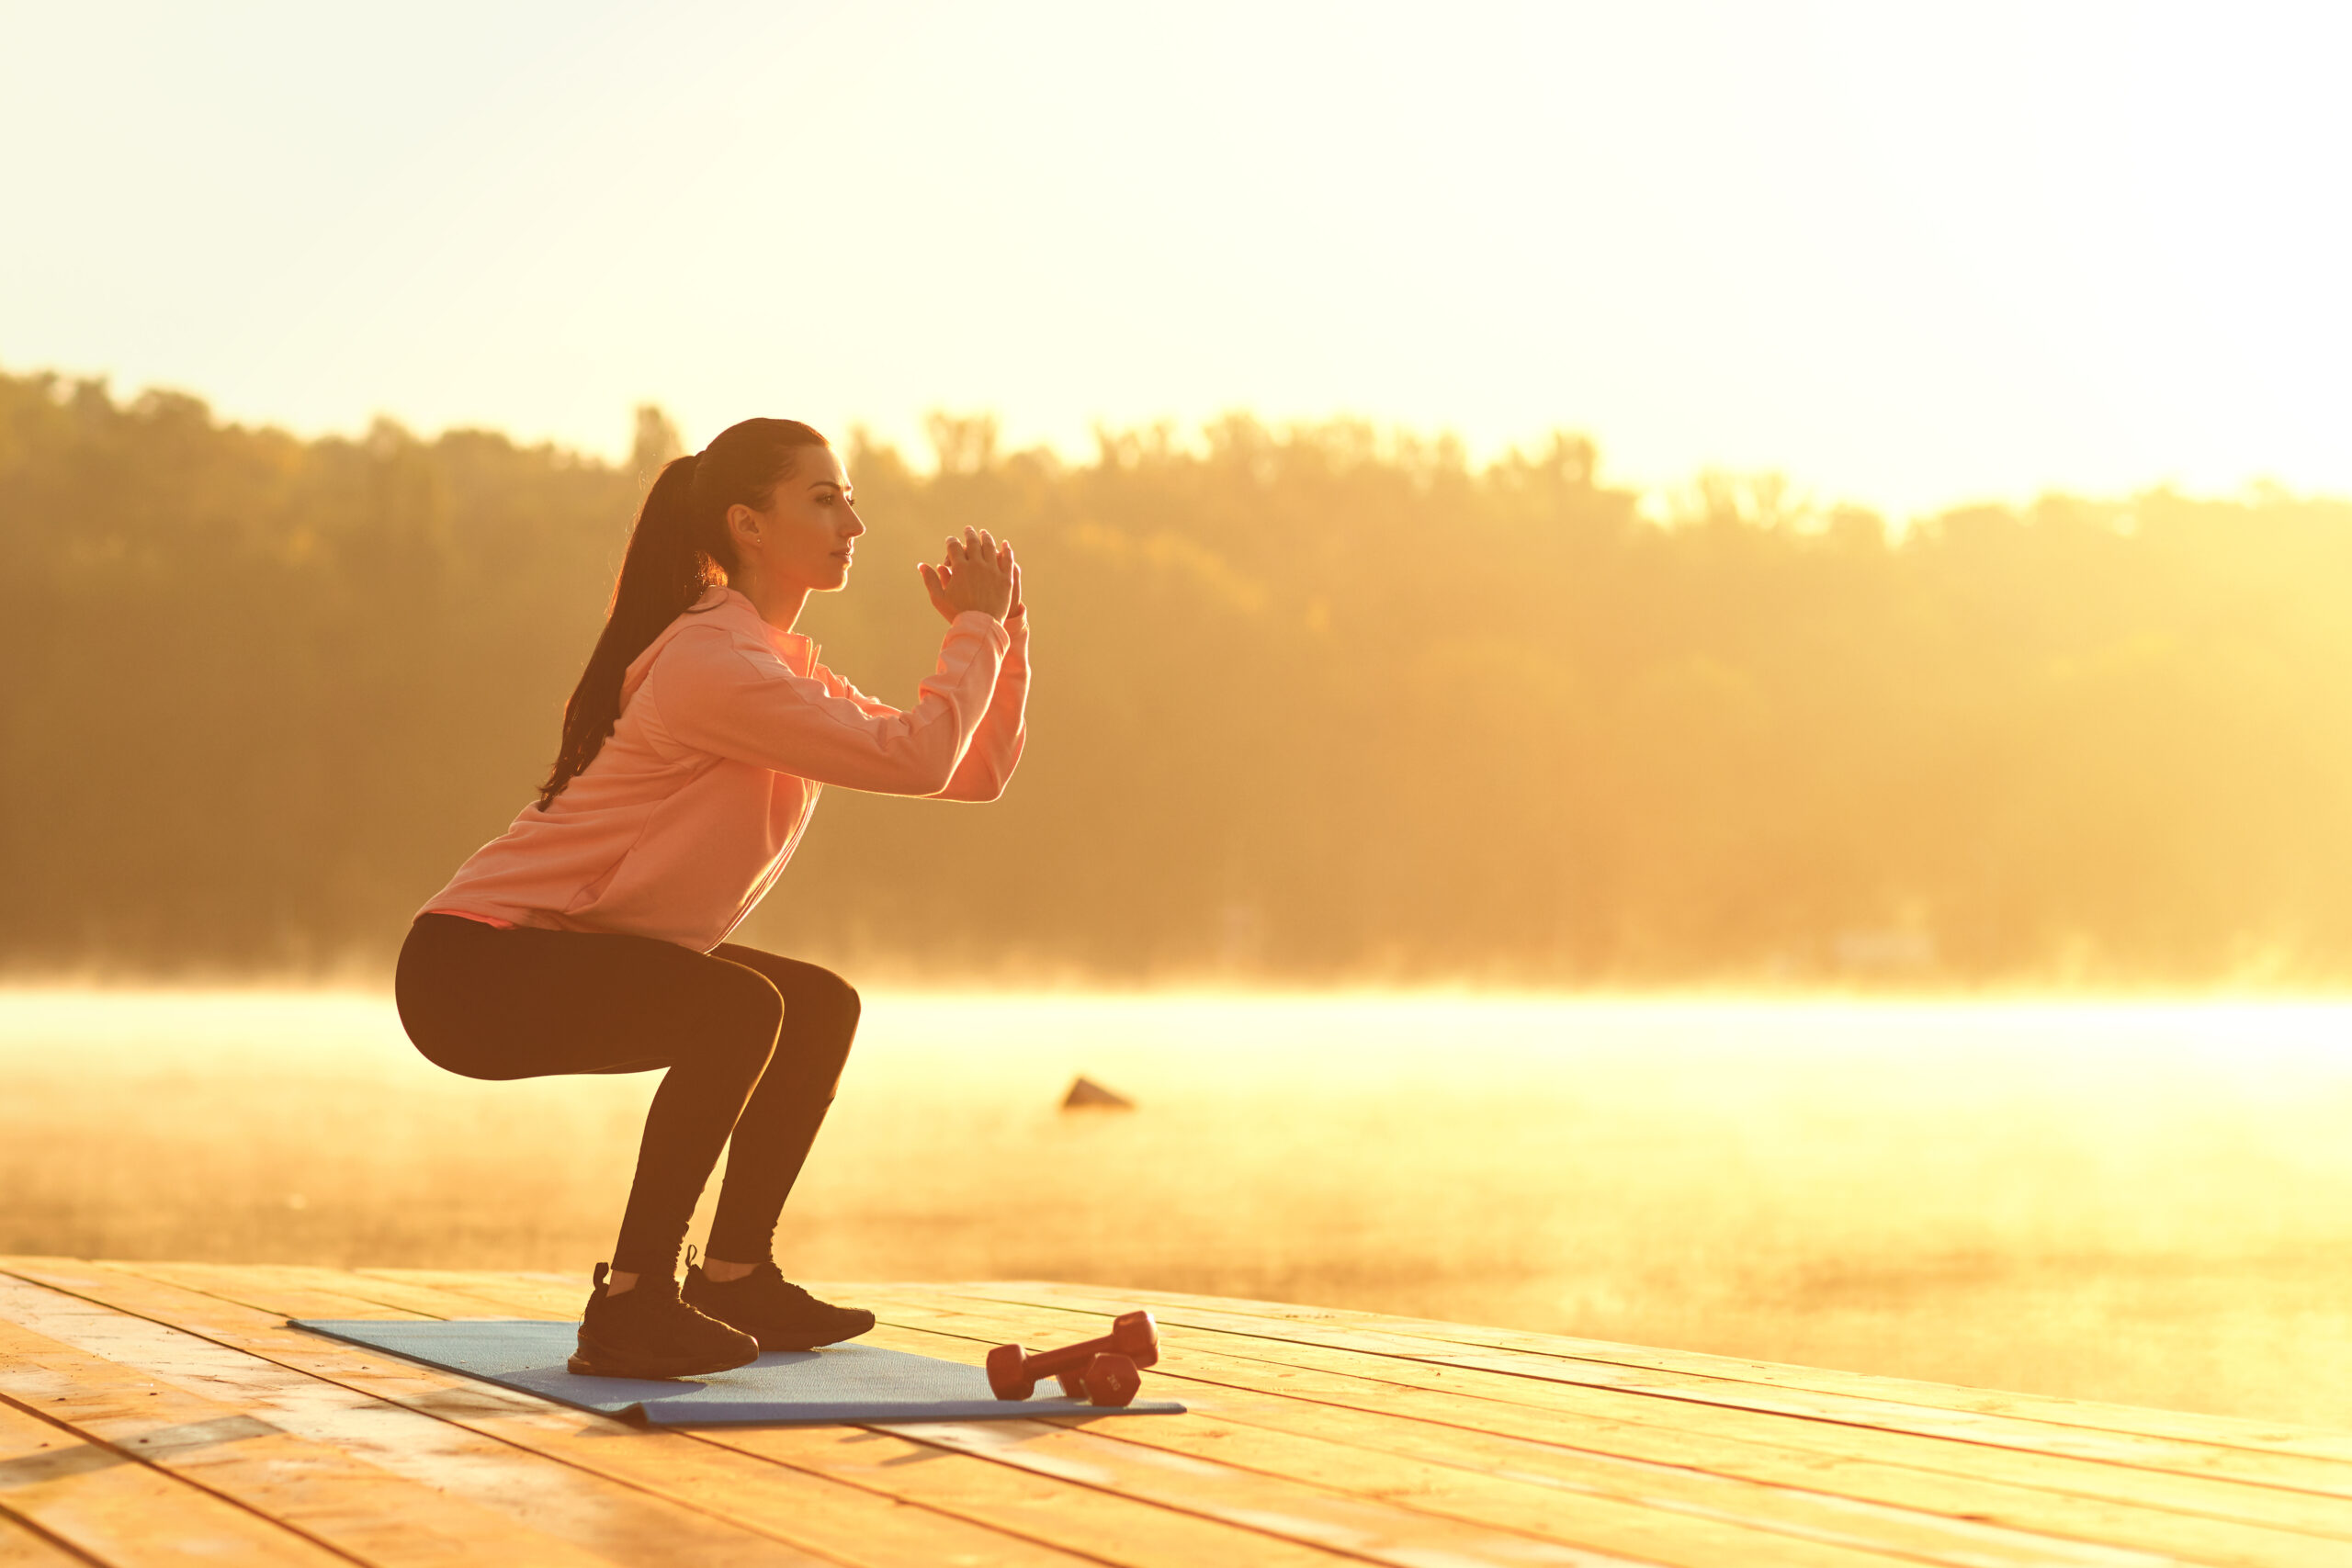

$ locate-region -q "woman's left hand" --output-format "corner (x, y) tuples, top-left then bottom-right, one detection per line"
(921, 531), (1018, 624)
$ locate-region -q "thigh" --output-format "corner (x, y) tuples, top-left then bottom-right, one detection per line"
(398, 916), (777, 1082)
(708, 944), (860, 1032)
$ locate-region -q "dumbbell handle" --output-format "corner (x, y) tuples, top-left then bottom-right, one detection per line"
(986, 1312), (1160, 1398)
(1022, 1313), (1159, 1379)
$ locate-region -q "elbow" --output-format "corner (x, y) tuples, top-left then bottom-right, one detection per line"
(913, 755), (961, 796)
(931, 767), (1009, 803)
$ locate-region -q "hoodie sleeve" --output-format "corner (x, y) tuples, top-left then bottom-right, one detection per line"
(824, 610), (1030, 802)
(646, 611), (1009, 795)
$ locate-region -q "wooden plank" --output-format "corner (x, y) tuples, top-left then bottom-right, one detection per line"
(856, 1323), (2169, 1568)
(0, 1264), (845, 1568)
(349, 1269), (589, 1317)
(853, 1297), (2338, 1568)
(398, 1270), (2164, 1568)
(100, 1265), (1401, 1568)
(914, 1282), (2352, 1502)
(0, 1292), (627, 1568)
(0, 1395), (344, 1568)
(6, 1259), (1112, 1568)
(350, 1268), (577, 1306)
(0, 1514), (90, 1567)
(1129, 1387), (2197, 1568)
(42, 1258), (2352, 1568)
(234, 1267), (529, 1323)
(169, 1265), (1701, 1568)
(711, 1417), (1624, 1568)
(990, 1280), (2352, 1464)
(368, 1268), (2352, 1562)
(5, 1261), (1338, 1568)
(843, 1282), (2352, 1567)
(855, 1414), (1905, 1568)
(356, 1267), (2352, 1564)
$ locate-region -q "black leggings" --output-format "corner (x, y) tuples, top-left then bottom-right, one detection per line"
(393, 914), (860, 1277)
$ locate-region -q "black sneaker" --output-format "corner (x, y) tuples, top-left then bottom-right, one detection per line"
(683, 1257), (876, 1351)
(568, 1262), (761, 1380)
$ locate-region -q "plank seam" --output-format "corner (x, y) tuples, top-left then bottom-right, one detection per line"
(674, 1426), (1405, 1568)
(0, 1504), (107, 1568)
(867, 1289), (2352, 1549)
(927, 1283), (2352, 1506)
(95, 1268), (1426, 1568)
(6, 1264), (1182, 1568)
(0, 1264), (869, 1568)
(0, 1384), (369, 1568)
(862, 1308), (2184, 1568)
(296, 1270), (1333, 1568)
(277, 1269), (1670, 1568)
(329, 1270), (2352, 1562)
(992, 1282), (2352, 1463)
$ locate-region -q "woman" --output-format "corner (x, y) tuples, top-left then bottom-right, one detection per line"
(395, 417), (1026, 1379)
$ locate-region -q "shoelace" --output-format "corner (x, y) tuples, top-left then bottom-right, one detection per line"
(686, 1249), (816, 1305)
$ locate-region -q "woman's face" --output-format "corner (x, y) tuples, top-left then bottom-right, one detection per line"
(734, 446), (865, 592)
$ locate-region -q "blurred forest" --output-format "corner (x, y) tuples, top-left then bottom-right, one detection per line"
(6, 366), (2352, 986)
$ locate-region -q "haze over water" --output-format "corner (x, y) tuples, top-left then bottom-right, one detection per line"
(11, 987), (2352, 1428)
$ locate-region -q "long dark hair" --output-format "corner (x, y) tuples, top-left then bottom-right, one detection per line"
(537, 417), (830, 808)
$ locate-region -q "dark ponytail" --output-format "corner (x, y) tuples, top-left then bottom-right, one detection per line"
(537, 418), (830, 808)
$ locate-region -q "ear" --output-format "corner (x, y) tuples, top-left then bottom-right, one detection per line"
(725, 502), (762, 548)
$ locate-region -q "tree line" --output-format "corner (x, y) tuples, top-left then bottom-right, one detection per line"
(6, 366), (2350, 985)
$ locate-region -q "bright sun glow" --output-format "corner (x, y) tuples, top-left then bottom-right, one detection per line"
(5, 1), (2347, 518)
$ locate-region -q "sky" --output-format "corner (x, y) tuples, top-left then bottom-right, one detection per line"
(4, 0), (2347, 520)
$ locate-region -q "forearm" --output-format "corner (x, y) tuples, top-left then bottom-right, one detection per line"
(655, 617), (1009, 793)
(933, 615), (1028, 801)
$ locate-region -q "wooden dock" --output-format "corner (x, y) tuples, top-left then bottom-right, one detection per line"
(5, 1260), (2352, 1566)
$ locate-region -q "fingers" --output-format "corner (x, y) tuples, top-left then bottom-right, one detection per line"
(918, 560), (956, 617)
(941, 532), (1012, 580)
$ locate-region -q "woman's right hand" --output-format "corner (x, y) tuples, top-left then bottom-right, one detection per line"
(919, 527), (1016, 623)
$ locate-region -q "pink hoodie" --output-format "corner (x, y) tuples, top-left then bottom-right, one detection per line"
(422, 586), (1026, 951)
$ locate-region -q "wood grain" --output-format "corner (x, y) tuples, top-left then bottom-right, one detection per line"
(13, 1256), (2352, 1568)
(847, 1282), (2352, 1566)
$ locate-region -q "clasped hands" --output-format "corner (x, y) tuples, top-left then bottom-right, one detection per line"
(919, 526), (1021, 625)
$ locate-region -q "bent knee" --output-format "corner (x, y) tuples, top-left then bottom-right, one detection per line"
(791, 969), (862, 1067)
(707, 966), (786, 1068)
(781, 966), (857, 1029)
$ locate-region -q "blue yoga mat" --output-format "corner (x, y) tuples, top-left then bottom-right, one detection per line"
(290, 1317), (1186, 1427)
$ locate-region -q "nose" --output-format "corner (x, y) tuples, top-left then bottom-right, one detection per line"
(843, 506), (866, 538)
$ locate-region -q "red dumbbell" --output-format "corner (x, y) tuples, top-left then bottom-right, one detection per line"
(1078, 1352), (1142, 1406)
(1049, 1351), (1144, 1406)
(986, 1311), (1159, 1403)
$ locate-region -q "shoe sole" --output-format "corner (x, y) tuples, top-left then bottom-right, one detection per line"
(567, 1333), (760, 1381)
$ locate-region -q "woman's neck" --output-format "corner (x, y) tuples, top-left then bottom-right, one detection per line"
(727, 567), (808, 634)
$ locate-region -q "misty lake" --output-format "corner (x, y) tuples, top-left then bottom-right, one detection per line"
(7, 988), (2352, 1427)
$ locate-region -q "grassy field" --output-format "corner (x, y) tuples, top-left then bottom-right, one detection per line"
(7, 988), (2352, 1426)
